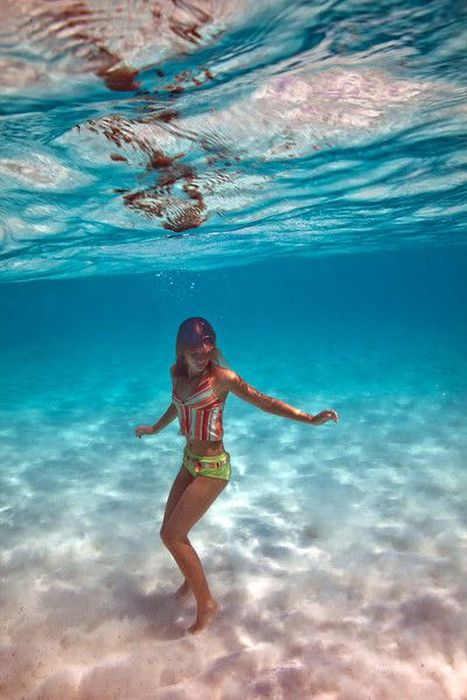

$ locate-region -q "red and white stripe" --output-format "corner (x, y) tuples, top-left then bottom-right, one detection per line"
(172, 377), (225, 441)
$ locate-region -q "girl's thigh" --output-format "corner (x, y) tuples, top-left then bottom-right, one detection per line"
(164, 475), (228, 539)
(161, 465), (194, 531)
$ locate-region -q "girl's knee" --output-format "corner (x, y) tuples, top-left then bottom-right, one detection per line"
(160, 525), (186, 547)
(160, 525), (171, 546)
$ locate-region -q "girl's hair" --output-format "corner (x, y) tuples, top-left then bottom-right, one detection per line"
(173, 317), (224, 377)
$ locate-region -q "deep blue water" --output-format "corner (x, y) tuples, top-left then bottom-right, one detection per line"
(1, 1), (467, 698)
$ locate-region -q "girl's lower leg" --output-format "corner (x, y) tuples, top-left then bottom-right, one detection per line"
(163, 535), (219, 632)
(164, 536), (213, 605)
(175, 578), (191, 598)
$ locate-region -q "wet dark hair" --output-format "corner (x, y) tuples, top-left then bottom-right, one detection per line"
(173, 317), (222, 377)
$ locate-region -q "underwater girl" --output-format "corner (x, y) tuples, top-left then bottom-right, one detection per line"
(135, 317), (338, 633)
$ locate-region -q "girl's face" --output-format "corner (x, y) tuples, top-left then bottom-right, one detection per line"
(184, 345), (213, 376)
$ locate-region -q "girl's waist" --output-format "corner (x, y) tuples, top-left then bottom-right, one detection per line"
(184, 444), (229, 461)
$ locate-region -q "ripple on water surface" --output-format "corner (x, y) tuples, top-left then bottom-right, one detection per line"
(0, 0), (467, 281)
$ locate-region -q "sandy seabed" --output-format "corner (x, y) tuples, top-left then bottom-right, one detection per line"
(1, 362), (467, 700)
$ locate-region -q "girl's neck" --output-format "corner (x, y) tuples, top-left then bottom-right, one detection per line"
(187, 368), (208, 380)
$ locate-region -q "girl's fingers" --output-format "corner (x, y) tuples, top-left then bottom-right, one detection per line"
(323, 410), (338, 422)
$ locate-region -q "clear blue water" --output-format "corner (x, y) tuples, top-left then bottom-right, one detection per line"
(1, 1), (467, 698)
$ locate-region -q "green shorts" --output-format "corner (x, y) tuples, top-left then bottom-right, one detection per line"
(182, 446), (231, 481)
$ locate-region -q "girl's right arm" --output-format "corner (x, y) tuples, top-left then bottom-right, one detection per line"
(135, 402), (178, 438)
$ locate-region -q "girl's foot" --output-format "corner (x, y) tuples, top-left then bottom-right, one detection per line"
(188, 599), (220, 634)
(175, 580), (191, 598)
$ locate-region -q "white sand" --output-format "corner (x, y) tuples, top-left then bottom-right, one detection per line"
(1, 357), (466, 699)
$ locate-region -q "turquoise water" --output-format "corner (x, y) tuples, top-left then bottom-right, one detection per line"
(1, 1), (467, 698)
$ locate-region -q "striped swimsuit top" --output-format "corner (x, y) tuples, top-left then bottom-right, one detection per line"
(172, 375), (226, 442)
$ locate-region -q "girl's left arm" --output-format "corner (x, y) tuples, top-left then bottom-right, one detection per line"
(221, 369), (338, 425)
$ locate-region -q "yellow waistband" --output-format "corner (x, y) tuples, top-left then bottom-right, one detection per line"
(184, 446), (229, 463)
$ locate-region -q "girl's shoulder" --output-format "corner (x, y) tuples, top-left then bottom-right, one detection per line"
(211, 365), (234, 401)
(212, 365), (237, 386)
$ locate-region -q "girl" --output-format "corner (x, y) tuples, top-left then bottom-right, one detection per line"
(135, 317), (338, 634)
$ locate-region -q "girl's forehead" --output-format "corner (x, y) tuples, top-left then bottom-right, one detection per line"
(186, 343), (213, 353)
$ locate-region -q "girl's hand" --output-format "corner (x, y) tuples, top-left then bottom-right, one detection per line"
(135, 425), (155, 438)
(311, 410), (339, 426)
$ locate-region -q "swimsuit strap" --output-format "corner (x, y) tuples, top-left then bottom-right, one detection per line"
(173, 375), (218, 405)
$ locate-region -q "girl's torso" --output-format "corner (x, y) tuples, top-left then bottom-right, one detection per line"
(172, 367), (228, 456)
